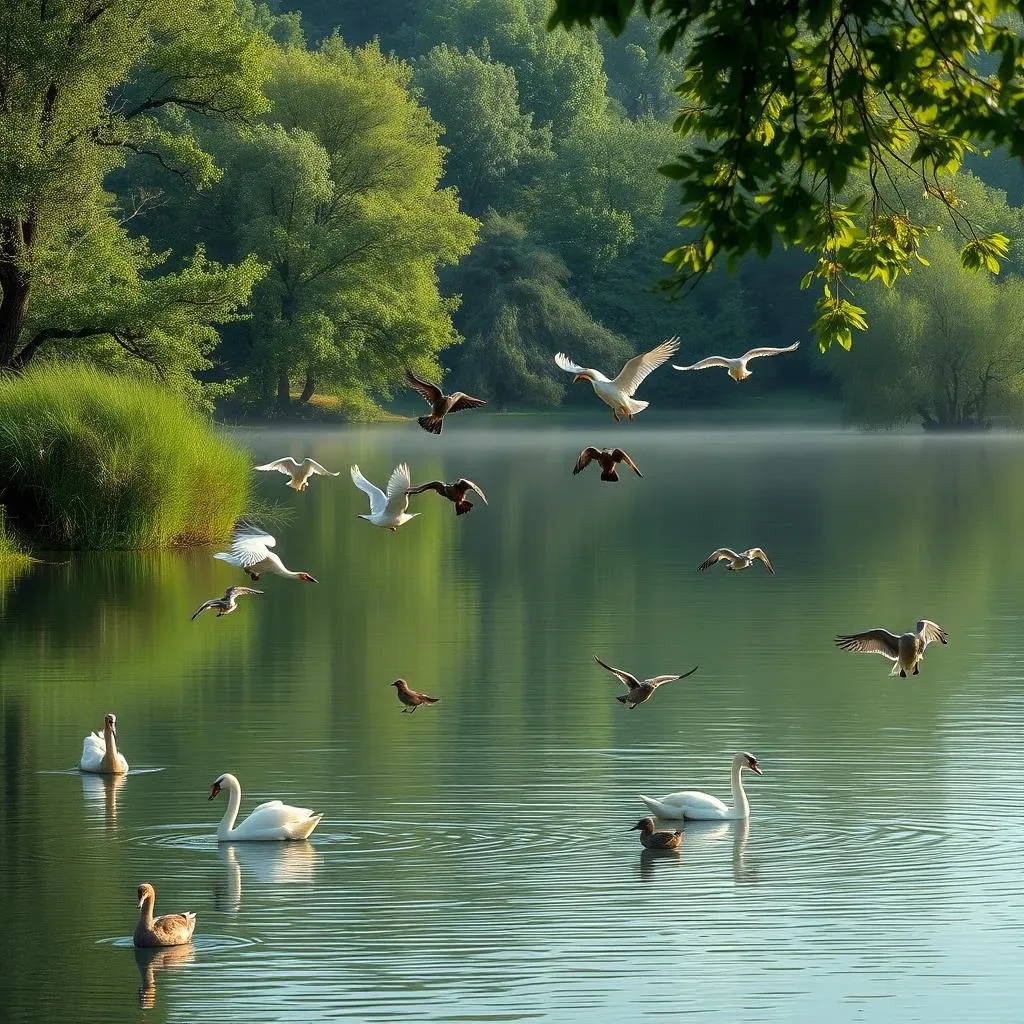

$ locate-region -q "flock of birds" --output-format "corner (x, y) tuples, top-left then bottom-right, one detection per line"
(76, 337), (949, 947)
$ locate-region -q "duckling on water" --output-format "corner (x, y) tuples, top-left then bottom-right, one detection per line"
(629, 817), (682, 850)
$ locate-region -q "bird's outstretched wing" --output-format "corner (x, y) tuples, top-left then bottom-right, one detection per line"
(594, 655), (641, 690)
(916, 620), (948, 648)
(673, 356), (731, 372)
(834, 629), (901, 660)
(350, 465), (387, 516)
(190, 599), (219, 621)
(572, 447), (601, 475)
(648, 665), (699, 688)
(459, 479), (488, 504)
(612, 448), (643, 477)
(385, 463), (412, 515)
(226, 586), (263, 599)
(254, 458), (299, 475)
(748, 548), (775, 575)
(407, 480), (446, 498)
(742, 341), (800, 361)
(404, 368), (443, 407)
(226, 530), (275, 568)
(612, 337), (679, 395)
(448, 393), (486, 414)
(555, 352), (609, 382)
(697, 548), (738, 572)
(305, 459), (339, 477)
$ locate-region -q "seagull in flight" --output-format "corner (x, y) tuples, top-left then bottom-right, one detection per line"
(593, 655), (698, 709)
(254, 457), (339, 492)
(673, 341), (800, 381)
(698, 547), (774, 575)
(834, 620), (948, 677)
(554, 338), (679, 420)
(191, 585), (263, 620)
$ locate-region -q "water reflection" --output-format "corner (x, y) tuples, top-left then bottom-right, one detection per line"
(215, 842), (320, 912)
(133, 943), (194, 1011)
(80, 772), (125, 831)
(638, 845), (682, 881)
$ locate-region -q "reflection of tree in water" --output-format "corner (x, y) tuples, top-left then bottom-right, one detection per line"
(134, 943), (195, 1011)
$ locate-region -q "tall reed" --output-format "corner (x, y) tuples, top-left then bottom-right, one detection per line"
(0, 364), (250, 549)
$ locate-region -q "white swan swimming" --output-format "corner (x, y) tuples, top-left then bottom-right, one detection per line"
(79, 713), (129, 774)
(554, 338), (679, 420)
(639, 752), (762, 820)
(208, 772), (322, 841)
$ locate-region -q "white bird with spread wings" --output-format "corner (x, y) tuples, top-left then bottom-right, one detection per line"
(351, 464), (420, 532)
(554, 338), (679, 420)
(254, 457), (339, 492)
(834, 620), (948, 677)
(673, 341), (800, 381)
(214, 529), (318, 583)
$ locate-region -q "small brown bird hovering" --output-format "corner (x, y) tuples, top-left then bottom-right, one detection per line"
(404, 368), (486, 434)
(593, 655), (698, 709)
(407, 478), (488, 516)
(572, 446), (643, 482)
(392, 678), (440, 713)
(629, 817), (682, 851)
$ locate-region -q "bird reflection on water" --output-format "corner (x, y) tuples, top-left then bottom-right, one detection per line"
(80, 772), (126, 831)
(134, 943), (195, 1011)
(214, 841), (321, 912)
(637, 819), (756, 885)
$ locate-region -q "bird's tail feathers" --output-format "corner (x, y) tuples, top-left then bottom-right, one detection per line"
(623, 397), (648, 415)
(455, 500), (473, 515)
(417, 415), (443, 434)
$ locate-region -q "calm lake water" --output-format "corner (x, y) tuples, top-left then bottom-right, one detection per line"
(2, 420), (1024, 1023)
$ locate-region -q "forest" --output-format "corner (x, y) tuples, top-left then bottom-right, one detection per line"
(5, 0), (1024, 427)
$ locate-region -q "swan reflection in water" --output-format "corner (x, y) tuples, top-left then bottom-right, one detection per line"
(215, 840), (321, 911)
(637, 819), (755, 884)
(80, 772), (126, 830)
(134, 943), (195, 1010)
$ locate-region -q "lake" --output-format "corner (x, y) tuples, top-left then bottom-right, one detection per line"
(2, 420), (1024, 1023)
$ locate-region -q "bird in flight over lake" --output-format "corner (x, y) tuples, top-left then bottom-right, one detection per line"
(572, 446), (643, 482)
(593, 655), (698, 709)
(698, 547), (775, 575)
(407, 478), (488, 516)
(554, 338), (679, 421)
(404, 368), (486, 434)
(253, 457), (339, 492)
(834, 620), (948, 677)
(629, 817), (682, 851)
(214, 529), (318, 583)
(191, 585), (263, 621)
(673, 341), (800, 381)
(392, 679), (440, 713)
(351, 463), (419, 531)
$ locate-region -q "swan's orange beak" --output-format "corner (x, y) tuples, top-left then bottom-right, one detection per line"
(208, 783), (221, 801)
(750, 763), (763, 775)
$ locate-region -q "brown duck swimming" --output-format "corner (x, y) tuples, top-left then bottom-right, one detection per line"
(629, 817), (682, 850)
(594, 655), (698, 709)
(404, 368), (486, 434)
(407, 478), (488, 516)
(133, 883), (196, 948)
(572, 446), (643, 482)
(392, 679), (440, 713)
(191, 585), (263, 620)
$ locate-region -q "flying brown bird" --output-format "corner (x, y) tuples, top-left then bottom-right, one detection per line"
(406, 478), (488, 516)
(404, 368), (486, 434)
(572, 446), (643, 482)
(392, 678), (440, 713)
(629, 817), (682, 851)
(190, 585), (263, 620)
(593, 655), (698, 710)
(698, 547), (774, 575)
(834, 619), (948, 677)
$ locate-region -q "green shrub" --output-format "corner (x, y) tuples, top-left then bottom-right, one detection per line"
(0, 364), (250, 549)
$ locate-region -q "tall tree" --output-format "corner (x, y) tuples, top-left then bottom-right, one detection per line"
(0, 0), (270, 378)
(209, 40), (478, 409)
(550, 0), (1024, 350)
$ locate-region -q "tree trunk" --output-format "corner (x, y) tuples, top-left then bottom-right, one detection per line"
(0, 262), (31, 369)
(277, 371), (291, 409)
(297, 372), (316, 405)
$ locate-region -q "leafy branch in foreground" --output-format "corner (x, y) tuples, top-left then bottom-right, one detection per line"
(550, 0), (1024, 350)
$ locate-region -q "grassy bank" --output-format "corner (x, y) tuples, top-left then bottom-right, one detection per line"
(0, 364), (251, 549)
(0, 506), (31, 567)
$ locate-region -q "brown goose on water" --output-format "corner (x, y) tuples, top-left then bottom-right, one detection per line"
(133, 883), (196, 948)
(572, 447), (643, 482)
(593, 656), (698, 710)
(629, 818), (682, 850)
(403, 368), (486, 434)
(406, 478), (488, 516)
(392, 679), (440, 713)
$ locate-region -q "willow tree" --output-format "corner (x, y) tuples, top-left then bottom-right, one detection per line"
(0, 0), (270, 384)
(550, 0), (1024, 351)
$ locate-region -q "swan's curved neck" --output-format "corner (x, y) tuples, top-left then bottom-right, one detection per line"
(139, 894), (155, 928)
(730, 762), (750, 819)
(103, 725), (119, 771)
(218, 777), (242, 838)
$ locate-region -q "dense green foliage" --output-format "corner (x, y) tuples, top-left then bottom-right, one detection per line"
(0, 365), (251, 549)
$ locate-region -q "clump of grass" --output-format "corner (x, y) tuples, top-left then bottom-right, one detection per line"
(0, 506), (30, 565)
(0, 363), (251, 549)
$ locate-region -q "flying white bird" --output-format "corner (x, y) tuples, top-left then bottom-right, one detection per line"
(698, 547), (775, 575)
(254, 457), (339, 491)
(673, 341), (800, 381)
(214, 529), (318, 583)
(554, 338), (679, 420)
(351, 463), (420, 531)
(834, 620), (948, 677)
